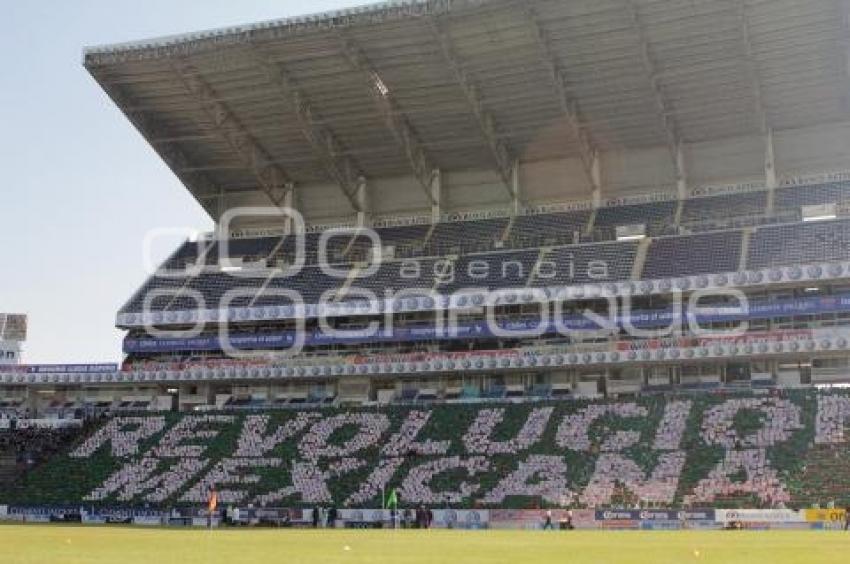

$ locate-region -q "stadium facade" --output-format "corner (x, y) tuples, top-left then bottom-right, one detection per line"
(4, 0), (850, 521)
(0, 314), (25, 366)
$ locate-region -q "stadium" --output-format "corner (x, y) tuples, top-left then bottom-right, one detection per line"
(4, 0), (850, 561)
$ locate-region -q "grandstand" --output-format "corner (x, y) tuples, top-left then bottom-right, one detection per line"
(5, 0), (850, 525)
(2, 389), (850, 511)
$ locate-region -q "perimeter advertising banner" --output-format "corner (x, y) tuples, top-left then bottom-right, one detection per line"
(595, 509), (716, 522)
(338, 509), (488, 529)
(0, 504), (840, 530)
(1, 363), (118, 374)
(489, 509), (595, 529)
(594, 509), (719, 530)
(715, 509), (804, 523)
(803, 509), (846, 523)
(122, 292), (850, 353)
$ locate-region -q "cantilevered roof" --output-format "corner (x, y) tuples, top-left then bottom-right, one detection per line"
(84, 0), (850, 216)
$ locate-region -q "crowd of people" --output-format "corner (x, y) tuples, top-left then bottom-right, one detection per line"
(8, 391), (850, 512)
(0, 425), (84, 469)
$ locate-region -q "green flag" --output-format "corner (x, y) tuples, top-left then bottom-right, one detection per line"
(387, 488), (398, 509)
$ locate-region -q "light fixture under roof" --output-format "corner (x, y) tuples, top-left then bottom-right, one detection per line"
(616, 234), (646, 241)
(803, 214), (836, 222)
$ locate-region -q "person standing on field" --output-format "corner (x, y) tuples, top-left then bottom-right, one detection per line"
(543, 509), (553, 530)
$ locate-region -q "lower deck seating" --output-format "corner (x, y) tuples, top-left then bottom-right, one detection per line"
(0, 426), (87, 479)
(4, 390), (844, 510)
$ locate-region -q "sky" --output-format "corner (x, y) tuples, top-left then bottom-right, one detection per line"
(0, 0), (364, 364)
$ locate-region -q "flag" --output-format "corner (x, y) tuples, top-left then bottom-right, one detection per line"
(387, 488), (398, 509)
(208, 489), (218, 513)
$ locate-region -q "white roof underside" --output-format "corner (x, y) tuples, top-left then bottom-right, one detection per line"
(84, 0), (850, 219)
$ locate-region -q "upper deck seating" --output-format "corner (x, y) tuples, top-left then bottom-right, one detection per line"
(594, 201), (677, 237)
(680, 192), (767, 230)
(442, 250), (540, 293)
(507, 210), (590, 249)
(428, 217), (509, 256)
(642, 231), (743, 279)
(531, 242), (639, 286)
(774, 181), (850, 214)
(747, 219), (850, 269)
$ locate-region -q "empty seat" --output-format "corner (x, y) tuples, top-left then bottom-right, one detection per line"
(681, 191), (767, 229)
(747, 219), (850, 268)
(594, 201), (677, 237)
(642, 231), (743, 279)
(507, 210), (590, 248)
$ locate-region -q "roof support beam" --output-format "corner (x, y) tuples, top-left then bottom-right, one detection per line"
(522, 2), (602, 196)
(427, 16), (517, 195)
(282, 184), (297, 235)
(250, 49), (364, 213)
(510, 160), (521, 215)
(625, 0), (688, 197)
(735, 0), (769, 134)
(765, 127), (777, 212)
(337, 33), (439, 206)
(170, 59), (295, 210)
(736, 0), (778, 204)
(839, 0), (850, 115)
(88, 70), (223, 217)
(355, 177), (370, 227)
(430, 168), (443, 223)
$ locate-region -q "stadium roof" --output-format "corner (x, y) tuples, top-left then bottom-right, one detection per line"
(84, 0), (850, 217)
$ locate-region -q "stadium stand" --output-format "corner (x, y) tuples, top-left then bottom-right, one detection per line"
(747, 219), (850, 269)
(9, 0), (850, 524)
(593, 201), (678, 238)
(641, 231), (743, 279)
(774, 181), (850, 214)
(1, 390), (847, 510)
(679, 191), (768, 230)
(117, 177), (850, 316)
(506, 210), (590, 249)
(428, 217), (510, 256)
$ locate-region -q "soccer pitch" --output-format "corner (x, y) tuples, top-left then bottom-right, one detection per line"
(2, 526), (849, 564)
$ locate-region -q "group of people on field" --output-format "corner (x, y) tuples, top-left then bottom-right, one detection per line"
(309, 505), (434, 529)
(392, 506), (434, 529)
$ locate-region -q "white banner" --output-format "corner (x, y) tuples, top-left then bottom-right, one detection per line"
(715, 509), (804, 523)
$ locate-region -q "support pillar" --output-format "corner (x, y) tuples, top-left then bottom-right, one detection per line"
(765, 128), (777, 214)
(356, 177), (370, 228)
(282, 183), (296, 235)
(510, 160), (522, 215)
(430, 169), (442, 224)
(590, 152), (603, 209)
(216, 188), (226, 226)
(675, 142), (688, 200)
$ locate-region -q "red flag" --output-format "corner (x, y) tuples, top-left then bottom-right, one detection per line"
(208, 490), (218, 513)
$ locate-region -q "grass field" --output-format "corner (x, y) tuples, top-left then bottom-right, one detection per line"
(2, 525), (849, 564)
